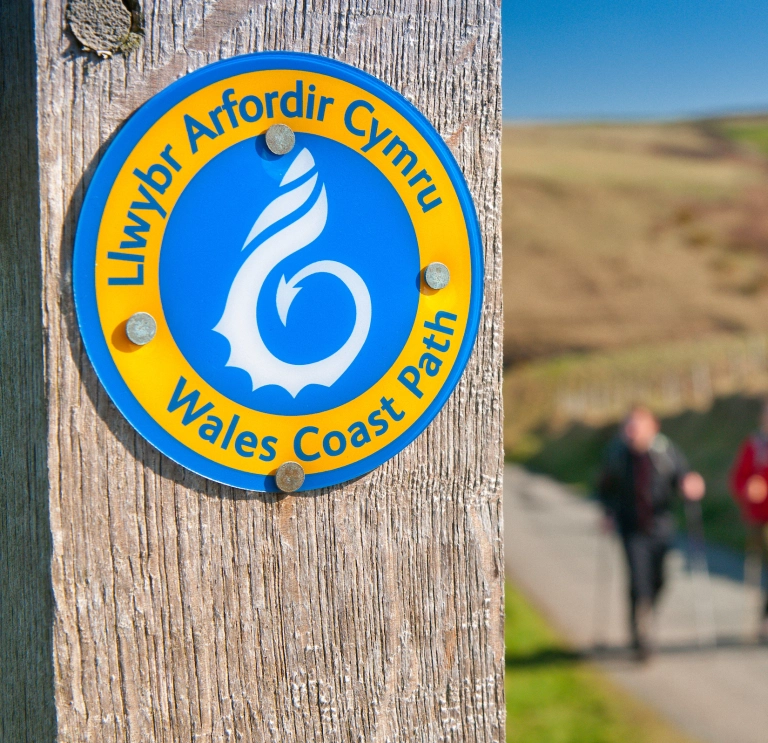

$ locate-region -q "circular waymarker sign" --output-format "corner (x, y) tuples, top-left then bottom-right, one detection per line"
(74, 52), (483, 492)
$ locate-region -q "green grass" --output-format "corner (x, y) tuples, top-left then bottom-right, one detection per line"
(505, 583), (697, 743)
(718, 120), (768, 157)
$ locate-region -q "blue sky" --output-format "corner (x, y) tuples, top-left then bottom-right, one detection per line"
(503, 1), (768, 121)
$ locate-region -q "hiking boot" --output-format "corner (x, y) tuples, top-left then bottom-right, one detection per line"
(632, 600), (655, 662)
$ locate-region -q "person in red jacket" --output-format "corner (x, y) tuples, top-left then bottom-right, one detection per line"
(730, 401), (768, 640)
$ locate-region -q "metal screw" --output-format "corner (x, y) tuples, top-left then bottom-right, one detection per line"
(125, 312), (157, 345)
(424, 262), (450, 290)
(275, 461), (305, 493)
(265, 124), (295, 155)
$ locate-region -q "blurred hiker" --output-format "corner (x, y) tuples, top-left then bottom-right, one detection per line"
(729, 401), (768, 640)
(598, 405), (706, 660)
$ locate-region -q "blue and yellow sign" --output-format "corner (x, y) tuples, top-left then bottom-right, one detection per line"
(74, 52), (483, 492)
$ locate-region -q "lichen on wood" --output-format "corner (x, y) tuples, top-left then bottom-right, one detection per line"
(66, 0), (142, 57)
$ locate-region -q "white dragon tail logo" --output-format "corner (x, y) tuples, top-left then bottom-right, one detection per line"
(213, 147), (372, 397)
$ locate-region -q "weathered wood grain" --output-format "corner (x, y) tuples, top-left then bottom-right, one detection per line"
(7, 1), (503, 740)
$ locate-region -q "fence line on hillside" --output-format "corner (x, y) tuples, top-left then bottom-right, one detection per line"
(504, 335), (768, 450)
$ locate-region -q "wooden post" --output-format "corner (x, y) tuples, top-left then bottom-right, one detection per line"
(1, 1), (503, 740)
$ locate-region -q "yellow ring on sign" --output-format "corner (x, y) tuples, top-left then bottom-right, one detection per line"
(93, 68), (472, 479)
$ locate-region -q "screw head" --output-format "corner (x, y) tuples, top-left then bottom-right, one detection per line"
(265, 124), (295, 155)
(424, 262), (450, 290)
(125, 312), (157, 345)
(275, 461), (305, 493)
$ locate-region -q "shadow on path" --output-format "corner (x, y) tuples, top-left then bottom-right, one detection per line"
(507, 636), (768, 672)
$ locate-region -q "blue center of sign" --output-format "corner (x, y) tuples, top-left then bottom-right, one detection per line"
(159, 133), (420, 415)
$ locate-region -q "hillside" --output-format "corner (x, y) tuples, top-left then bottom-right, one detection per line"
(503, 117), (768, 364)
(502, 117), (768, 550)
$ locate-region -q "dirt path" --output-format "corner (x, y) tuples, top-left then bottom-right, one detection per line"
(504, 464), (768, 743)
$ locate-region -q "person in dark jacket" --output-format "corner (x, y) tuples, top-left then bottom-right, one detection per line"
(598, 405), (706, 659)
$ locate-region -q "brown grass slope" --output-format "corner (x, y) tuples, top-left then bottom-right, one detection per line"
(503, 118), (768, 364)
